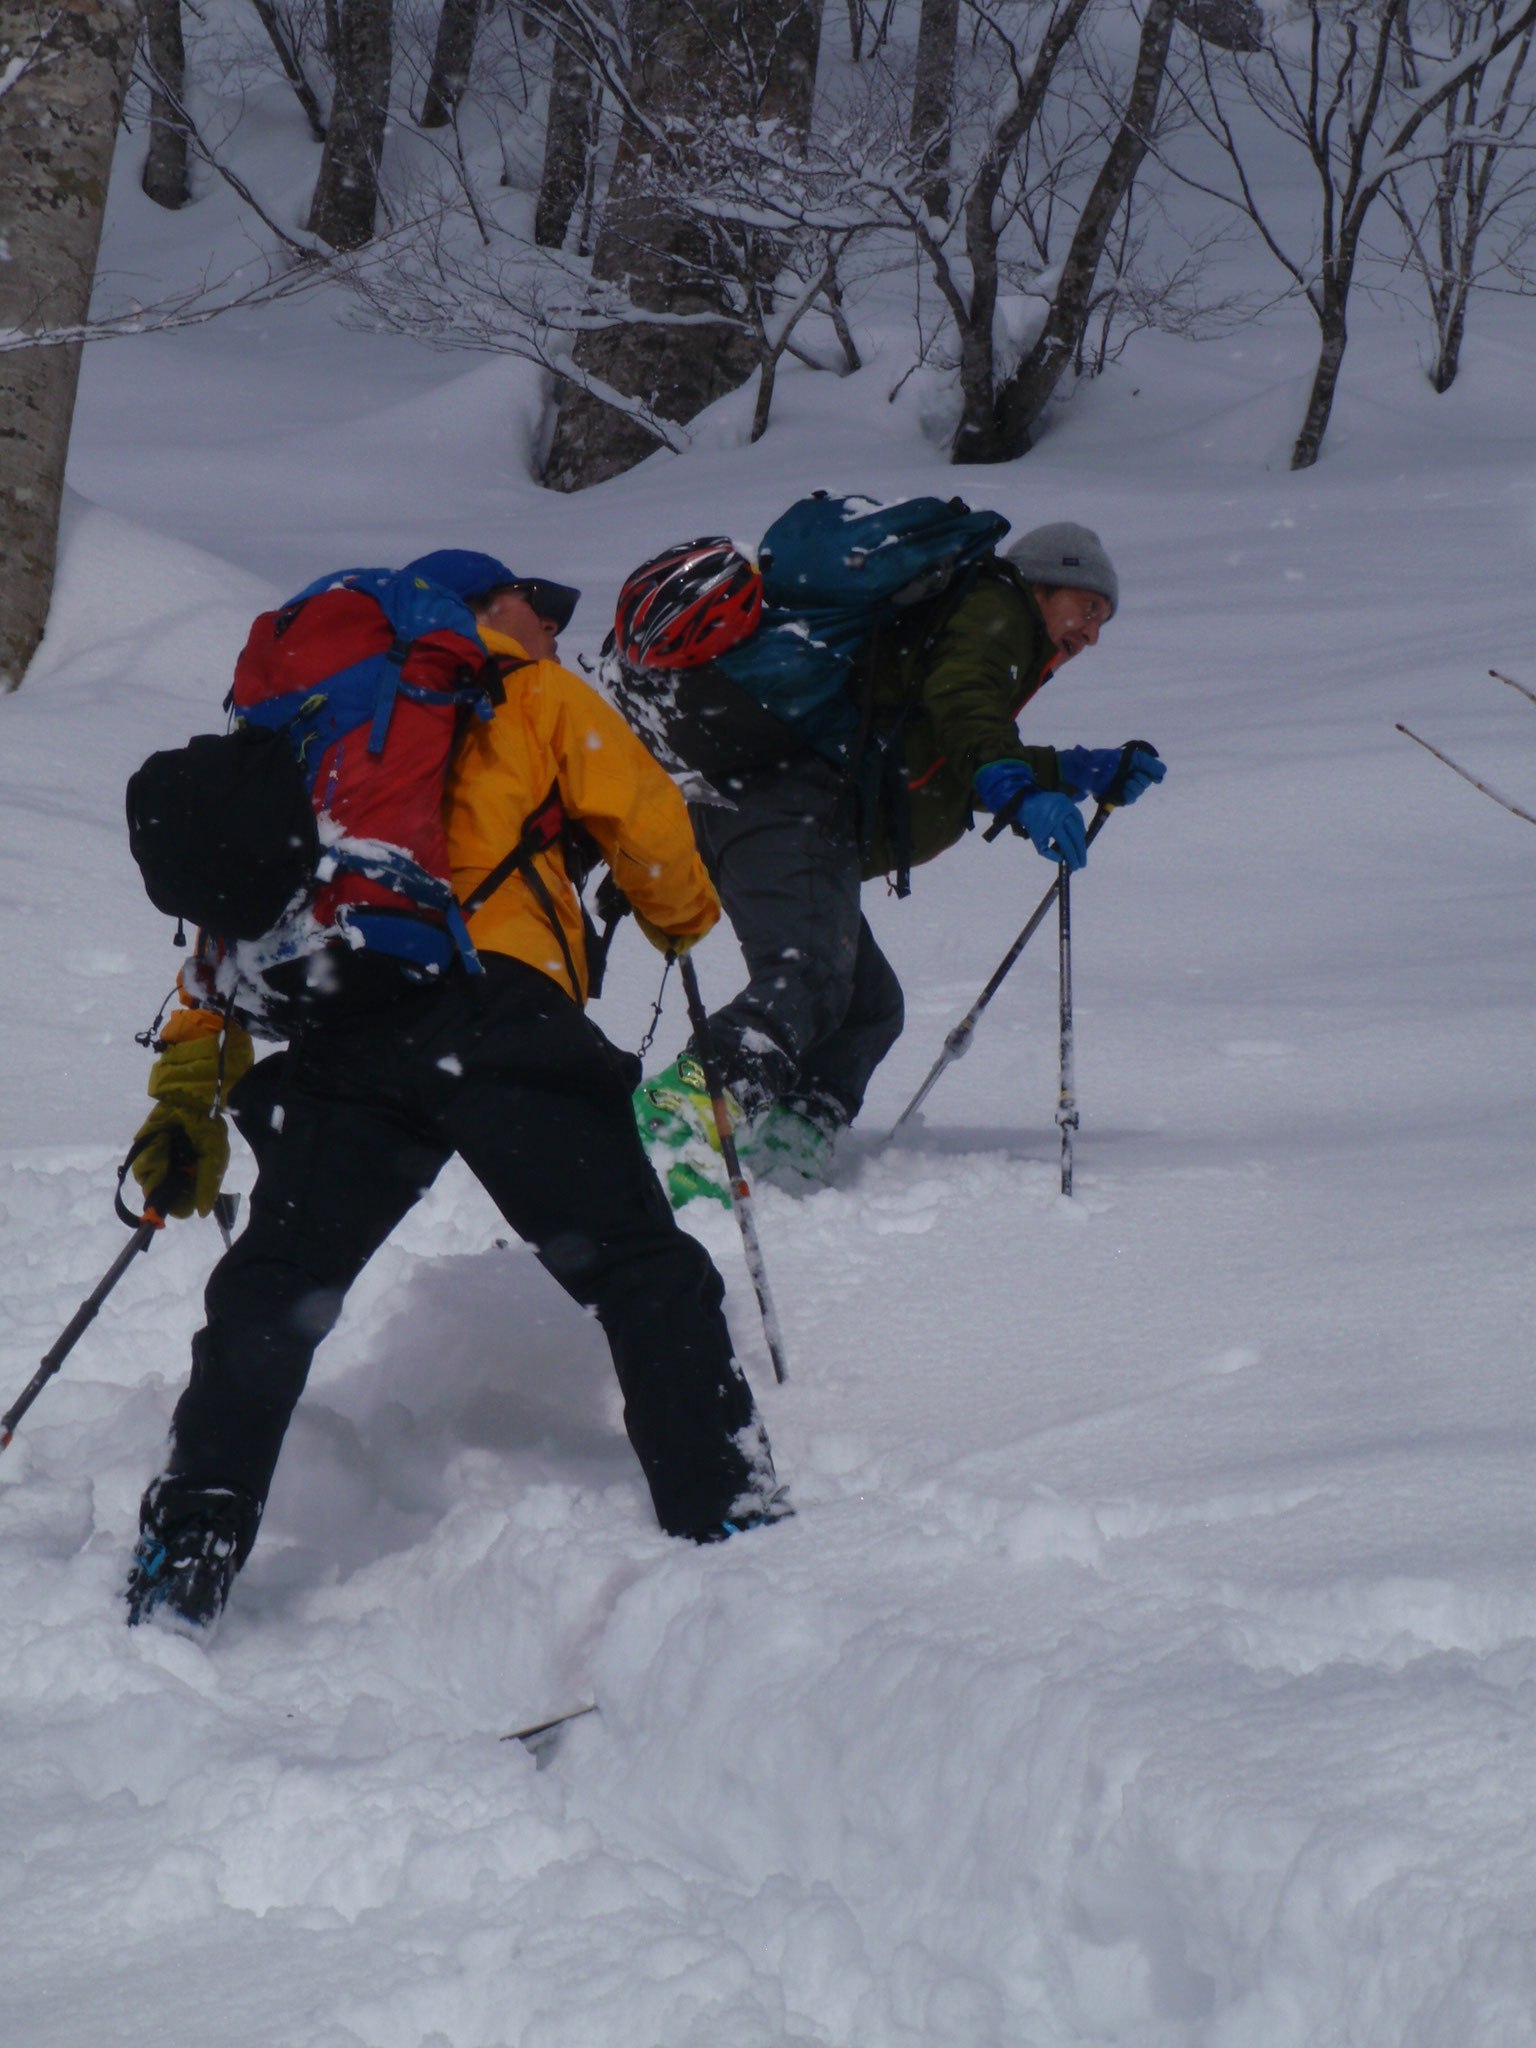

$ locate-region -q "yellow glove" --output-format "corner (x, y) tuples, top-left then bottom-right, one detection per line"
(635, 912), (702, 958)
(130, 1103), (231, 1220)
(130, 1013), (255, 1219)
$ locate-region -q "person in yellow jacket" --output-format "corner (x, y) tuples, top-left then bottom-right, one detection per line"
(123, 549), (787, 1634)
(445, 578), (717, 1002)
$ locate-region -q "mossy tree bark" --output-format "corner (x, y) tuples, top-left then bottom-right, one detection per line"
(0, 0), (141, 690)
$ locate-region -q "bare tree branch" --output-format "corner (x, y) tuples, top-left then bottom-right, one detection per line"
(1397, 721), (1536, 826)
(1490, 667), (1536, 708)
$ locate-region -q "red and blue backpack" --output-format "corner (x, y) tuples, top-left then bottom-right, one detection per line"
(230, 565), (502, 971)
(127, 566), (507, 1018)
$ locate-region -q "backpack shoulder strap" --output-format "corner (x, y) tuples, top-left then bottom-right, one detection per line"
(457, 774), (563, 921)
(457, 774), (586, 997)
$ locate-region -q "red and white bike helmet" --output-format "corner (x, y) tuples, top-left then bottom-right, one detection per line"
(613, 537), (762, 670)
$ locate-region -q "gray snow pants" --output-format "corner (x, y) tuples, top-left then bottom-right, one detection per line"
(689, 755), (904, 1126)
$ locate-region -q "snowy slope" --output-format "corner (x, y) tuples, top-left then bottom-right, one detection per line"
(3, 94), (1536, 2048)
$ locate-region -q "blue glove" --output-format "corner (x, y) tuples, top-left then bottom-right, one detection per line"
(1055, 746), (1121, 799)
(973, 759), (1037, 816)
(1056, 744), (1166, 805)
(1017, 790), (1087, 869)
(975, 760), (1088, 869)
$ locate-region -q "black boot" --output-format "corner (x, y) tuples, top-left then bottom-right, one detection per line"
(691, 1485), (796, 1545)
(124, 1478), (260, 1632)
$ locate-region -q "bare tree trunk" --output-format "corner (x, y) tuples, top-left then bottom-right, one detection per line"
(420, 0), (478, 127)
(937, 0), (1097, 462)
(307, 0), (392, 248)
(1290, 288), (1347, 469)
(985, 0), (1176, 460)
(542, 0), (824, 494)
(910, 0), (958, 214)
(1427, 135), (1461, 386)
(0, 0), (141, 691)
(750, 352), (778, 441)
(845, 0), (862, 61)
(1417, 20), (1534, 395)
(943, 0), (1093, 464)
(534, 1), (598, 246)
(824, 266), (861, 371)
(1431, 280), (1470, 393)
(141, 0), (191, 208)
(249, 0), (328, 142)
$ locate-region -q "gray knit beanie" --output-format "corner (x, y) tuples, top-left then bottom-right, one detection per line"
(1004, 522), (1118, 617)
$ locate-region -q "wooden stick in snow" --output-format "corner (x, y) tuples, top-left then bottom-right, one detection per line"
(1396, 723), (1536, 829)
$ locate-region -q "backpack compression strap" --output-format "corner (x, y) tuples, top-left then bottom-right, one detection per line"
(328, 840), (484, 973)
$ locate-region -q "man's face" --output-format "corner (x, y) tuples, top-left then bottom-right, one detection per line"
(1033, 585), (1111, 663)
(477, 587), (561, 661)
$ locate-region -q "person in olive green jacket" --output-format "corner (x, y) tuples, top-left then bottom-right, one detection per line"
(864, 536), (1104, 878)
(640, 522), (1164, 1191)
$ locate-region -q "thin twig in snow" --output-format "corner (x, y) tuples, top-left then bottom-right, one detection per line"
(1490, 667), (1536, 708)
(1396, 722), (1536, 827)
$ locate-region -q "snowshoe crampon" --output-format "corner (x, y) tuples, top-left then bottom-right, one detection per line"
(738, 1103), (833, 1189)
(633, 1054), (739, 1209)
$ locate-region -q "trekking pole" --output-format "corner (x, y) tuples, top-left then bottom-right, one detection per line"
(674, 953), (790, 1386)
(1, 1225), (160, 1451)
(890, 740), (1157, 1135)
(1057, 866), (1077, 1195)
(0, 1132), (196, 1453)
(891, 857), (1076, 1133)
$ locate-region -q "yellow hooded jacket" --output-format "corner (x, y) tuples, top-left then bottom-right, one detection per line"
(443, 626), (719, 1003)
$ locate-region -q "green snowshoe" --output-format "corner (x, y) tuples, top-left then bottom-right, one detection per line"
(739, 1102), (834, 1188)
(633, 1054), (740, 1209)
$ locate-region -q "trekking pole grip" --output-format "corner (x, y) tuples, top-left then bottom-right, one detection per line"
(981, 783), (1032, 845)
(982, 738), (1158, 847)
(1104, 739), (1159, 808)
(114, 1125), (197, 1230)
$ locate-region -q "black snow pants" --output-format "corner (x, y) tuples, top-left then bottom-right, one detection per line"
(160, 955), (776, 1550)
(690, 755), (904, 1126)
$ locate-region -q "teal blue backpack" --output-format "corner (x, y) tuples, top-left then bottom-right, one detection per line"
(606, 491), (1010, 784)
(715, 492), (1010, 763)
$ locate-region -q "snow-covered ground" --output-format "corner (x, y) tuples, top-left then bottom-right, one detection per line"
(3, 89), (1536, 2048)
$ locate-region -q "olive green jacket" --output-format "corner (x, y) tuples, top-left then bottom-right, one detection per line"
(860, 559), (1060, 881)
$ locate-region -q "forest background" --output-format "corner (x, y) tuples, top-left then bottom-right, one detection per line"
(6, 0), (1536, 683)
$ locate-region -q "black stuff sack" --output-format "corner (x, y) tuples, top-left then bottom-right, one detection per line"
(126, 726), (321, 941)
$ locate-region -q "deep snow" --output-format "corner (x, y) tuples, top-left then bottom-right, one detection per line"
(3, 72), (1536, 2048)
